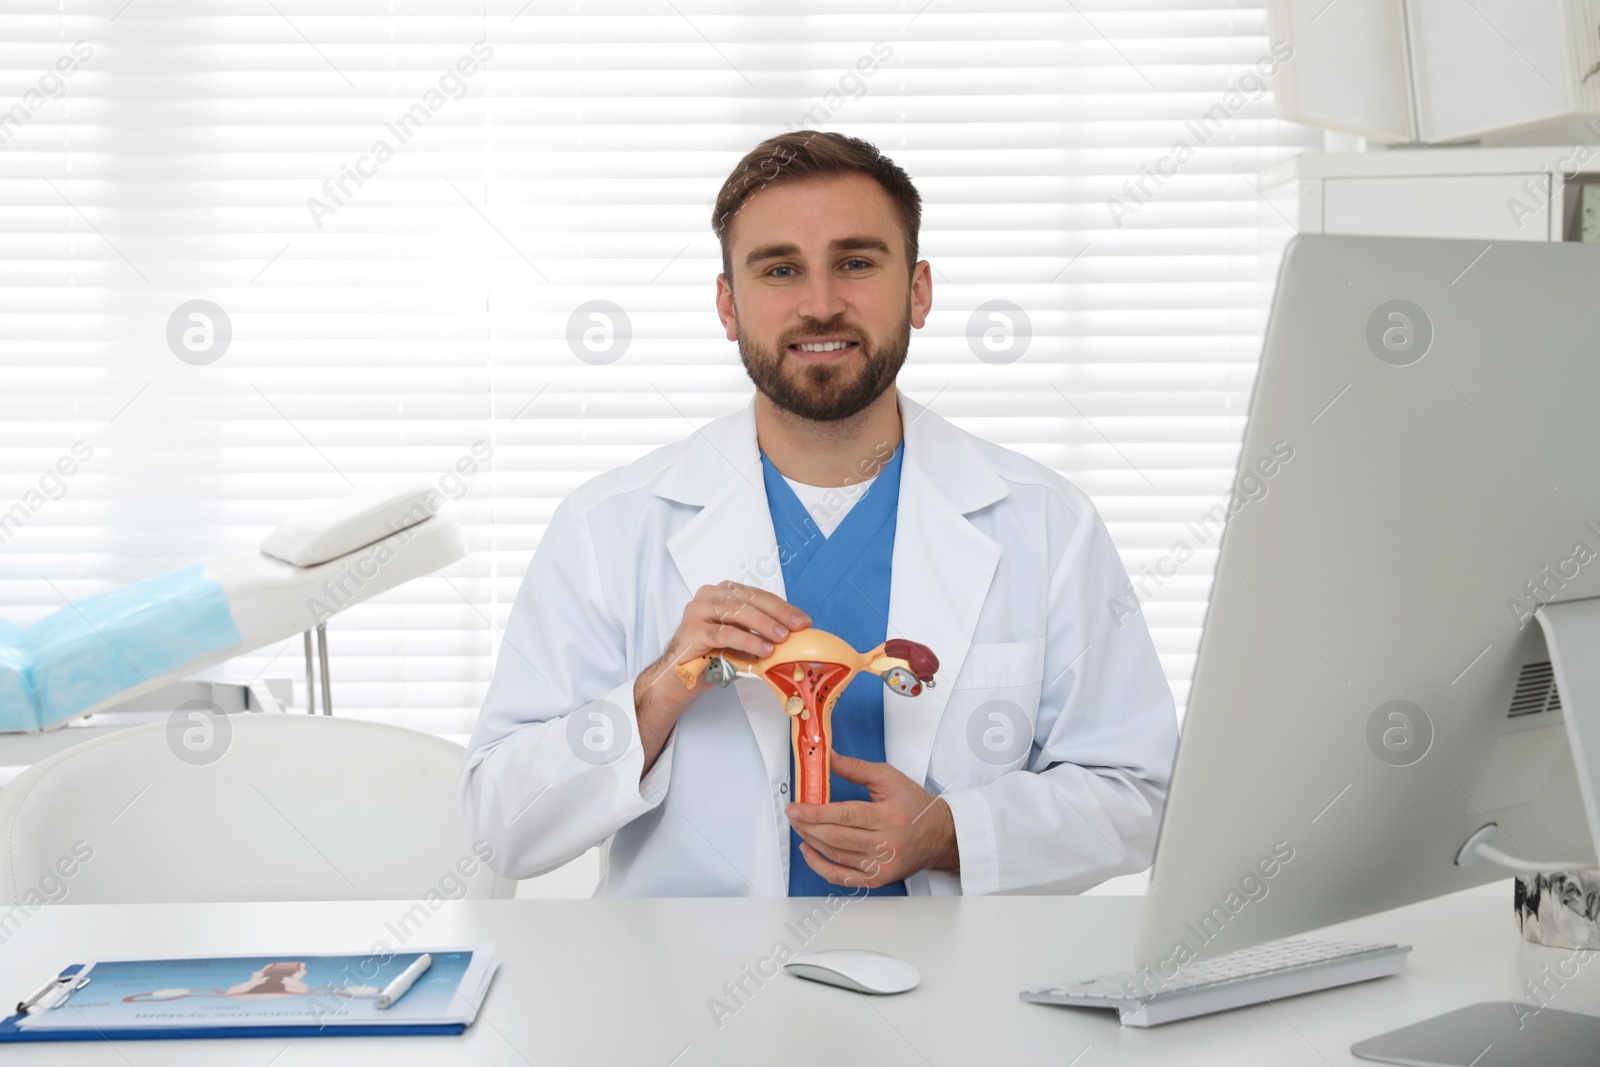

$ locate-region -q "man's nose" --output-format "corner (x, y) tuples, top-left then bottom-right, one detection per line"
(794, 270), (850, 326)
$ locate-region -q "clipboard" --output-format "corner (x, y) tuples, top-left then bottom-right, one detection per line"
(0, 948), (497, 1043)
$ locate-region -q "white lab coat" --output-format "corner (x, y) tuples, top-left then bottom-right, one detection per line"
(461, 388), (1178, 896)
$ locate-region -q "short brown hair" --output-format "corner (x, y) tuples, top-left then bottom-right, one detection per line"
(712, 131), (922, 281)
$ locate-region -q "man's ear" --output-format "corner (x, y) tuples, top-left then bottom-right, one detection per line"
(715, 273), (738, 342)
(909, 260), (933, 330)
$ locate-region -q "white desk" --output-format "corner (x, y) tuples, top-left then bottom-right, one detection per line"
(0, 893), (1593, 1065)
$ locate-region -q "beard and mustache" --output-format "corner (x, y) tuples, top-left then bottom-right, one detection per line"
(735, 304), (910, 423)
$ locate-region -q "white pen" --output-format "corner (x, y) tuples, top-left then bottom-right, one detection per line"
(374, 953), (432, 1010)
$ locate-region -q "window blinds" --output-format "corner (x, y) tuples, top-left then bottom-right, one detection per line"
(0, 2), (1318, 735)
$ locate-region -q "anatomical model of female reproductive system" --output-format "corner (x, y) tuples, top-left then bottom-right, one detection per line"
(674, 630), (940, 805)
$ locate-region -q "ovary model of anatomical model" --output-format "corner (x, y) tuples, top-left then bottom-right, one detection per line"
(674, 630), (940, 805)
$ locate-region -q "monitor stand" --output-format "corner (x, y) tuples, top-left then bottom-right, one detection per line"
(1355, 596), (1600, 1066)
(1536, 597), (1600, 872)
(1353, 1002), (1600, 1066)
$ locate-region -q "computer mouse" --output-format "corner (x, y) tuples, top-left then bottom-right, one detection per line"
(783, 949), (920, 995)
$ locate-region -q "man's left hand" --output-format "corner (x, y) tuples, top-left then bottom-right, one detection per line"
(786, 751), (960, 889)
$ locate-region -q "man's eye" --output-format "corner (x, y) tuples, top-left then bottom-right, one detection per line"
(768, 265), (796, 278)
(842, 258), (871, 271)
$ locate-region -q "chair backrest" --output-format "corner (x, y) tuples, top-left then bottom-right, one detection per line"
(0, 714), (515, 904)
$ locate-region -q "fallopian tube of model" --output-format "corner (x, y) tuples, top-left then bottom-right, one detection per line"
(674, 630), (940, 804)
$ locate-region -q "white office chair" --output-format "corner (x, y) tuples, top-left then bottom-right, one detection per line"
(0, 714), (515, 903)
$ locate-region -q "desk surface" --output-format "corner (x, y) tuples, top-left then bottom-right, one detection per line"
(0, 892), (1591, 1065)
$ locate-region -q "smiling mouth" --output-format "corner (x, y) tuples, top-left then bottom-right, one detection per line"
(787, 339), (860, 359)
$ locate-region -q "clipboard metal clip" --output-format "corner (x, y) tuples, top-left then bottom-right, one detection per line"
(16, 973), (89, 1015)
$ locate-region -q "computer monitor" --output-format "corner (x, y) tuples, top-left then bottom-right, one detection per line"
(1136, 233), (1600, 968)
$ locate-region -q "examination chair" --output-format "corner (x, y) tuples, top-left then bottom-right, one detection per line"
(0, 484), (466, 732)
(0, 714), (515, 903)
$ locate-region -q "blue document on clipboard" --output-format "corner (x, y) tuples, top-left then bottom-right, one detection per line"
(0, 946), (498, 1042)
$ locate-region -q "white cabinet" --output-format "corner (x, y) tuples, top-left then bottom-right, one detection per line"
(1267, 0), (1600, 145)
(1322, 174), (1553, 241)
(1259, 146), (1600, 242)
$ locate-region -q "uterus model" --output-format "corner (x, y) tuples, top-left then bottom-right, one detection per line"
(675, 629), (940, 805)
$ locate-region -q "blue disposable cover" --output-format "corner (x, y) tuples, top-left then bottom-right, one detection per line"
(0, 564), (242, 731)
(0, 620), (30, 731)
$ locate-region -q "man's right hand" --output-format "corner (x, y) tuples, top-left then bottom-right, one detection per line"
(634, 580), (810, 779)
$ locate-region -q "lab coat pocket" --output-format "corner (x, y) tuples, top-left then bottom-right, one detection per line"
(930, 639), (1046, 789)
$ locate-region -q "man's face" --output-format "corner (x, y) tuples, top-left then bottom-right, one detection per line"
(715, 175), (932, 422)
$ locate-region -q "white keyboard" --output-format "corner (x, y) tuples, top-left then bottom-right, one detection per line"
(1020, 937), (1411, 1027)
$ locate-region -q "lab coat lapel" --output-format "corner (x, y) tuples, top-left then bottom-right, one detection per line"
(656, 398), (793, 792)
(886, 391), (1009, 790)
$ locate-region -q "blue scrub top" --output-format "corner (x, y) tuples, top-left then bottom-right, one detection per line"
(759, 440), (908, 897)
